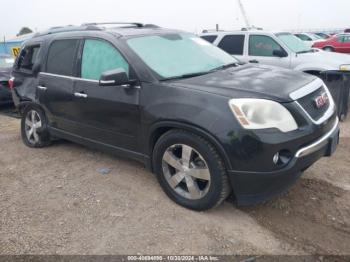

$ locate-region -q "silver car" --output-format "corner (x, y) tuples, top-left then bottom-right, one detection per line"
(200, 30), (350, 74)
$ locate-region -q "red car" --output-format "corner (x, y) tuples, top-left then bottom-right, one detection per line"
(312, 34), (350, 53)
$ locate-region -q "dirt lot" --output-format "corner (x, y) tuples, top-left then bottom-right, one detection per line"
(0, 106), (349, 255)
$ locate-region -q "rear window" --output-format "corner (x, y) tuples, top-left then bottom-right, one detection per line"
(200, 35), (218, 43)
(46, 39), (80, 76)
(218, 35), (245, 55)
(16, 45), (40, 71)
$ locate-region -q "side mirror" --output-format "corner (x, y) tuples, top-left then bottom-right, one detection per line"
(99, 68), (130, 87)
(273, 49), (288, 58)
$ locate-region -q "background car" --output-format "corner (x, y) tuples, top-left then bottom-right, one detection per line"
(0, 54), (14, 105)
(312, 34), (350, 53)
(314, 32), (330, 39)
(294, 32), (323, 47)
(200, 30), (350, 74)
(345, 28), (350, 33)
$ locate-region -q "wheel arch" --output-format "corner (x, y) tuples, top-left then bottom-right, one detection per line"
(148, 121), (233, 172)
(17, 101), (43, 116)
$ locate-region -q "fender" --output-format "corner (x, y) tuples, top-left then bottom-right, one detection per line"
(147, 120), (233, 172)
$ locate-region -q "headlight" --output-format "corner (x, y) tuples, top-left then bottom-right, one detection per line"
(229, 99), (298, 132)
(340, 64), (350, 71)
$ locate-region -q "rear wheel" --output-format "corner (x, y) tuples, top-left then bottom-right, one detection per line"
(21, 106), (51, 148)
(153, 130), (231, 211)
(323, 46), (334, 52)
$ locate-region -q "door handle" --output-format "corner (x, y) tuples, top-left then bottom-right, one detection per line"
(37, 85), (47, 91)
(74, 92), (88, 98)
(249, 60), (259, 63)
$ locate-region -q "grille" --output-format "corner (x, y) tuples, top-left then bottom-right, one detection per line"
(297, 86), (330, 121)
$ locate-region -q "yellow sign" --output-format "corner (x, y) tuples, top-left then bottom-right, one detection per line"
(11, 47), (21, 57)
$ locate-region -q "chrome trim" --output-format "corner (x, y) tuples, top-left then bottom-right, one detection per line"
(74, 92), (88, 98)
(290, 78), (335, 125)
(39, 72), (99, 83)
(294, 84), (335, 125)
(37, 85), (47, 91)
(295, 117), (339, 158)
(100, 80), (115, 85)
(289, 78), (323, 100)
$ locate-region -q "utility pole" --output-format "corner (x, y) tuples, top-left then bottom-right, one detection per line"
(237, 0), (250, 28)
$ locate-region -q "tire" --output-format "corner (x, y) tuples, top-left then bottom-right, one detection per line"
(323, 46), (334, 52)
(21, 105), (51, 148)
(153, 129), (231, 211)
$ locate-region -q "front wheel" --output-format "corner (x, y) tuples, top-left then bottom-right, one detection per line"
(153, 130), (231, 211)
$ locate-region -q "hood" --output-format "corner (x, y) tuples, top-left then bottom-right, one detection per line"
(166, 64), (316, 103)
(0, 67), (11, 82)
(296, 49), (350, 70)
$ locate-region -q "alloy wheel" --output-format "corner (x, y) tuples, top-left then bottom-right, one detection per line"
(24, 110), (42, 144)
(162, 144), (211, 200)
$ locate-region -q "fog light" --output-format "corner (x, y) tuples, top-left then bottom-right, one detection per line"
(273, 150), (292, 166)
(273, 152), (280, 165)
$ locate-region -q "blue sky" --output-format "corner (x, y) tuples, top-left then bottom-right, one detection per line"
(1, 0), (349, 38)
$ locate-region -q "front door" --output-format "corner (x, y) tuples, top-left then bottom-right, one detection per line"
(247, 35), (291, 69)
(72, 39), (140, 152)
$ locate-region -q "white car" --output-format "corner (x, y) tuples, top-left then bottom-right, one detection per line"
(294, 32), (323, 47)
(200, 30), (350, 74)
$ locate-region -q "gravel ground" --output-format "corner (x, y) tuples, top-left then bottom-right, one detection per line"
(0, 106), (349, 255)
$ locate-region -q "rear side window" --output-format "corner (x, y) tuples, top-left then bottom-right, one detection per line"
(16, 45), (40, 71)
(249, 35), (283, 57)
(200, 35), (218, 43)
(218, 35), (245, 55)
(46, 39), (80, 76)
(81, 39), (129, 80)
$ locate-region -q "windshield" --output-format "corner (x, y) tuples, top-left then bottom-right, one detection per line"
(276, 33), (311, 53)
(127, 33), (238, 80)
(0, 56), (14, 68)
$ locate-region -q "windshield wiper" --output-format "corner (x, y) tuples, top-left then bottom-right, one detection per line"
(296, 49), (314, 54)
(160, 63), (240, 81)
(160, 71), (213, 81)
(210, 62), (240, 72)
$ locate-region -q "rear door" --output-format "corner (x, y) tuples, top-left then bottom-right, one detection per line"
(336, 35), (350, 53)
(38, 39), (81, 132)
(247, 34), (291, 68)
(71, 38), (141, 152)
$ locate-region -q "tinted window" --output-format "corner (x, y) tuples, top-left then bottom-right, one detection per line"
(201, 35), (218, 43)
(218, 35), (245, 55)
(17, 45), (40, 71)
(46, 39), (79, 76)
(249, 35), (284, 57)
(81, 39), (129, 80)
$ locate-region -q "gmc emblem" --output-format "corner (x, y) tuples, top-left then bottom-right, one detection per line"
(314, 92), (329, 109)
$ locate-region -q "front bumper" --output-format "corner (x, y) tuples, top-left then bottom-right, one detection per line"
(228, 117), (340, 206)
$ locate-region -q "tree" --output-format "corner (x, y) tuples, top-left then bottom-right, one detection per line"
(17, 27), (33, 36)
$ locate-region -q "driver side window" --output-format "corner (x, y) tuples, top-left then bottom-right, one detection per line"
(249, 35), (284, 57)
(81, 39), (129, 80)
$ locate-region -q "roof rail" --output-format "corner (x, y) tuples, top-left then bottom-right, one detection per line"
(33, 25), (101, 38)
(81, 22), (161, 29)
(82, 22), (145, 28)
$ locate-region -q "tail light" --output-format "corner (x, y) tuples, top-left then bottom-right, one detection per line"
(8, 77), (14, 89)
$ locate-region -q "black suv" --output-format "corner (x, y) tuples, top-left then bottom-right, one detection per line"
(11, 23), (340, 211)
